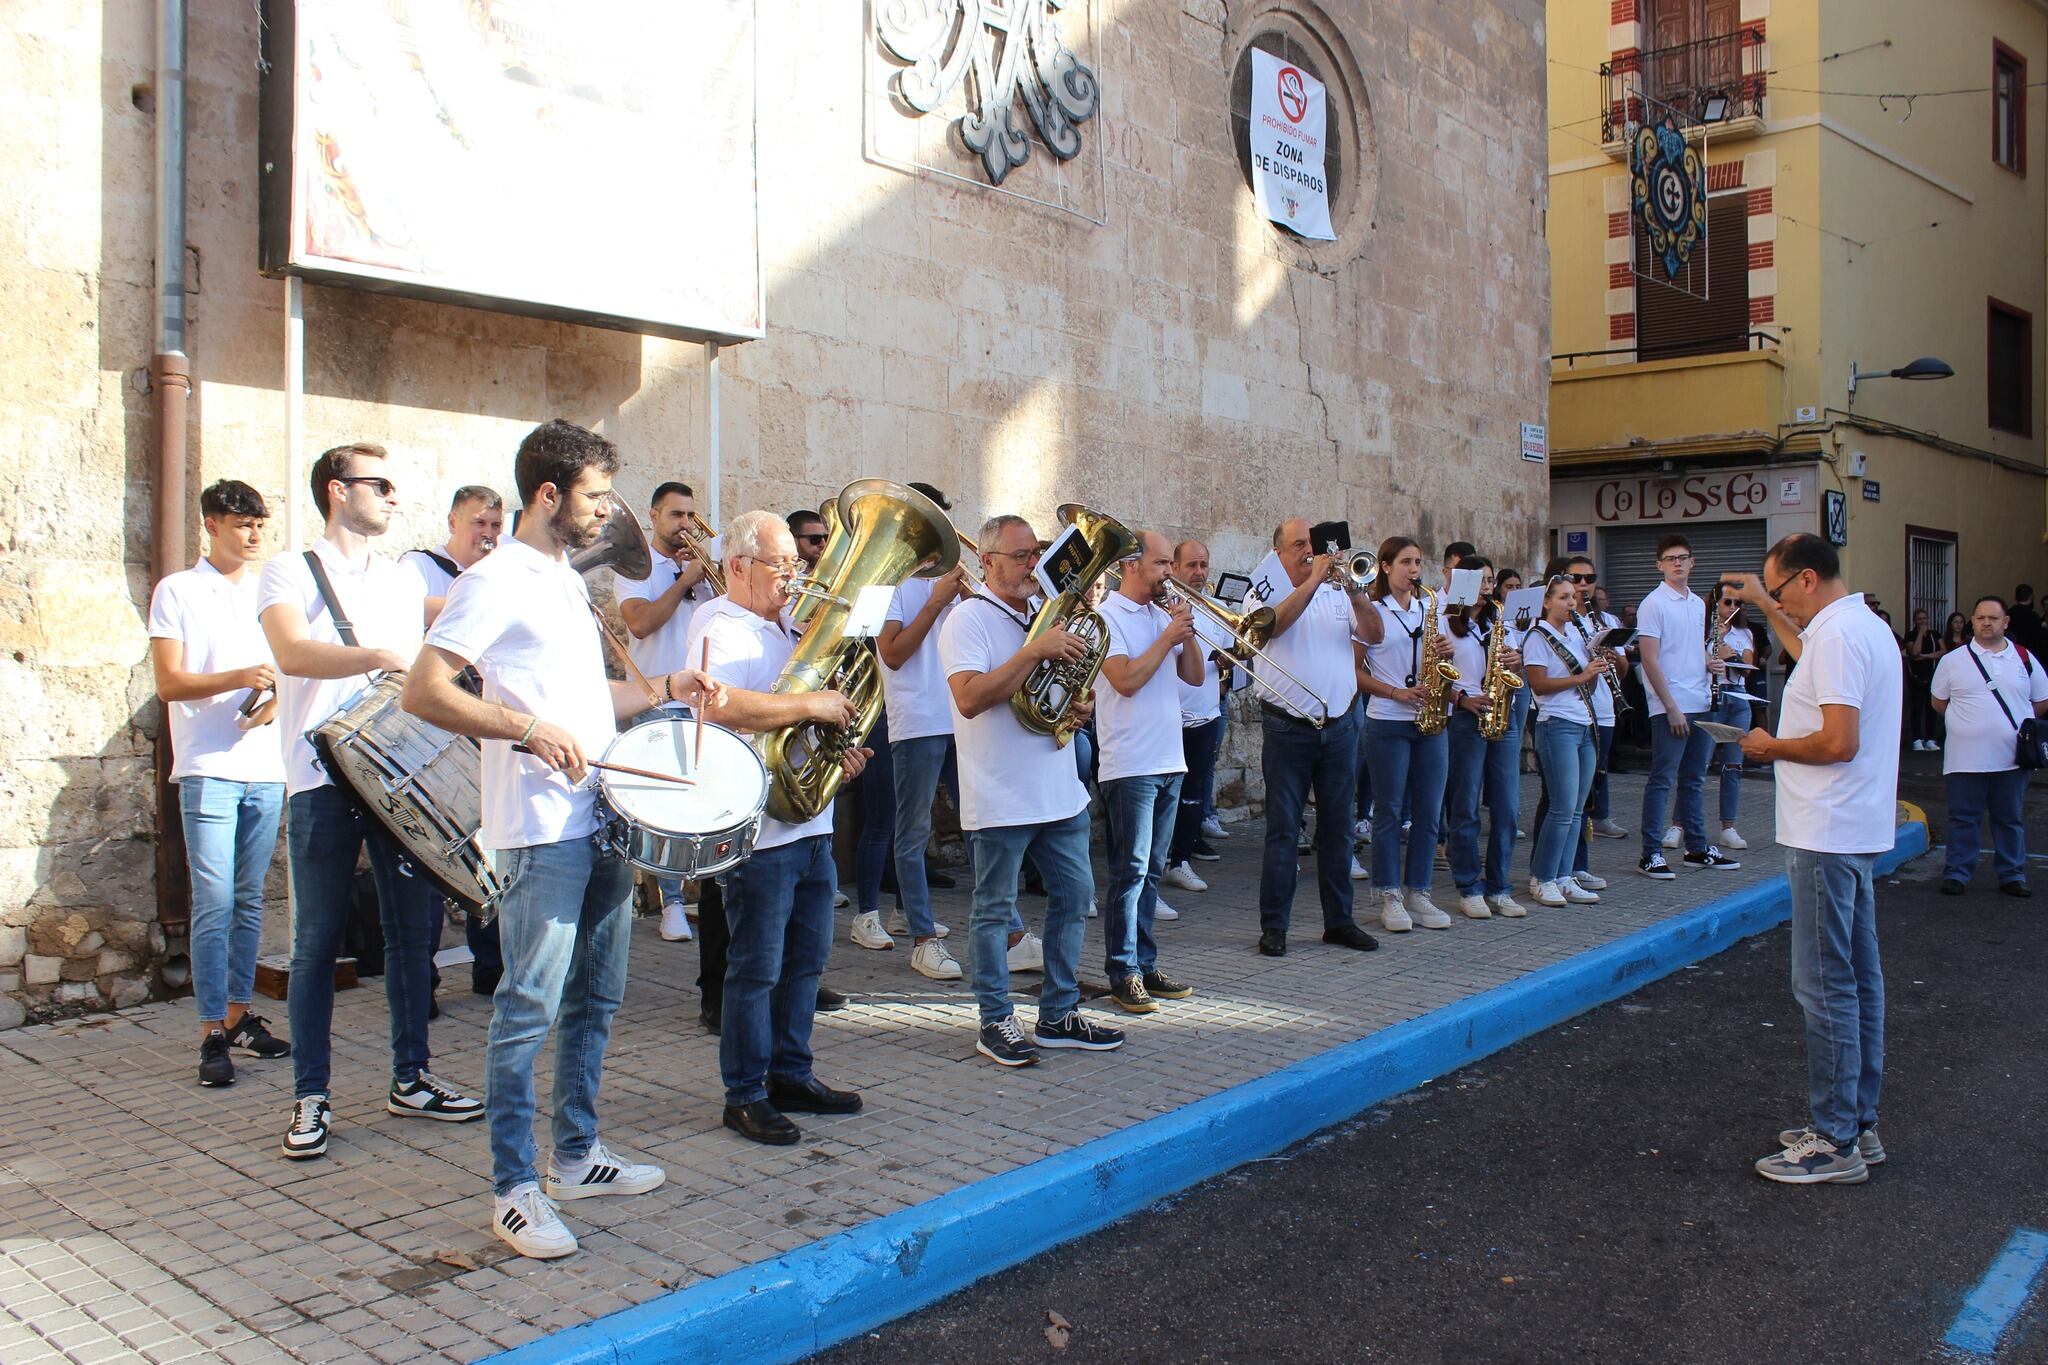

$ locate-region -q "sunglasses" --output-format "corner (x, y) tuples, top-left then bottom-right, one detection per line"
(335, 475), (396, 498)
(796, 533), (828, 545)
(1563, 572), (1596, 584)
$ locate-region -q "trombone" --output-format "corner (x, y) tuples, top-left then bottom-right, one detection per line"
(1156, 577), (1330, 727)
(675, 507), (727, 596)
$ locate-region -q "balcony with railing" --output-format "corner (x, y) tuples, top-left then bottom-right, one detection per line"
(1548, 334), (1785, 463)
(1601, 28), (1768, 153)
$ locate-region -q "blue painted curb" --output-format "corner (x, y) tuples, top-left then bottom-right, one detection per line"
(503, 822), (1929, 1365)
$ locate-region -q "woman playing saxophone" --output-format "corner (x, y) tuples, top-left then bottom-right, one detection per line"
(1440, 557), (1529, 919)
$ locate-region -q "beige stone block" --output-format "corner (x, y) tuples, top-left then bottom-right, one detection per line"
(1602, 175), (1630, 214)
(1742, 149), (1777, 191)
(22, 954), (60, 986)
(1604, 287), (1634, 317)
(1747, 267), (1778, 301)
(0, 926), (22, 966)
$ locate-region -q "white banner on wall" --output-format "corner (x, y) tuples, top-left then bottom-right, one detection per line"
(1247, 48), (1334, 241)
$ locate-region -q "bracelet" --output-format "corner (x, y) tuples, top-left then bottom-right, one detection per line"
(664, 672), (675, 703)
(519, 715), (538, 746)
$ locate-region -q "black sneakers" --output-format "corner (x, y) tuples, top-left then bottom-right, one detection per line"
(1683, 848), (1741, 871)
(226, 1013), (292, 1059)
(387, 1073), (485, 1122)
(281, 1094), (332, 1160)
(816, 982), (849, 1012)
(1142, 969), (1194, 1000)
(1110, 974), (1159, 1015)
(1638, 853), (1677, 880)
(199, 1031), (234, 1088)
(1033, 1011), (1125, 1052)
(976, 1016), (1041, 1068)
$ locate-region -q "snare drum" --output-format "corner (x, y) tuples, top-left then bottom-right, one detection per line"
(312, 674), (503, 916)
(596, 715), (767, 880)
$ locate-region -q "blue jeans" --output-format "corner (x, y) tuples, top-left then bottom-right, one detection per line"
(1944, 769), (2029, 886)
(1259, 699), (1363, 935)
(967, 809), (1092, 1026)
(179, 777), (284, 1023)
(889, 733), (951, 939)
(485, 836), (633, 1195)
(1531, 718), (1597, 884)
(1713, 693), (1751, 827)
(286, 785), (439, 1098)
(1588, 722), (1614, 823)
(1530, 721), (1611, 876)
(1102, 773), (1182, 979)
(1641, 711), (1715, 857)
(1365, 715), (1450, 891)
(1170, 718), (1222, 865)
(1786, 848), (1883, 1145)
(1206, 711), (1226, 819)
(854, 710), (898, 916)
(1445, 708), (1521, 897)
(721, 833), (835, 1105)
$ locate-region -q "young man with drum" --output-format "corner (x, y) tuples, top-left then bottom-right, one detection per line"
(684, 511), (871, 1146)
(258, 442), (486, 1164)
(403, 420), (724, 1259)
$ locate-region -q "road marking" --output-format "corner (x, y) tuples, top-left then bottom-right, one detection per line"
(1945, 1227), (2048, 1357)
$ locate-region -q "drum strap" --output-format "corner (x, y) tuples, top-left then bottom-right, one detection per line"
(304, 551), (360, 648)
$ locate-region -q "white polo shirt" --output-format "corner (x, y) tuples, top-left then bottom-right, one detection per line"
(686, 596), (834, 851)
(426, 538), (616, 850)
(1096, 592), (1188, 782)
(1566, 612), (1617, 725)
(1932, 639), (2048, 775)
(148, 558), (288, 784)
(1248, 551), (1358, 724)
(1774, 593), (1903, 854)
(400, 544), (461, 600)
(1178, 605), (1234, 725)
(256, 538), (427, 798)
(938, 591), (1091, 831)
(1523, 623), (1595, 726)
(1362, 592), (1444, 723)
(1637, 582), (1710, 716)
(881, 576), (958, 742)
(1446, 620), (1487, 703)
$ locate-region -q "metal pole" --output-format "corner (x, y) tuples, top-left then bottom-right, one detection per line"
(705, 341), (722, 530)
(286, 275), (305, 550)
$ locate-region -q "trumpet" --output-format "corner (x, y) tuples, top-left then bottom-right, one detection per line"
(1324, 543), (1378, 592)
(1155, 577), (1329, 727)
(675, 507), (727, 596)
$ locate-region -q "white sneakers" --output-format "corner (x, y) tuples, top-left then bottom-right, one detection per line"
(1533, 880), (1570, 908)
(1086, 897), (1099, 919)
(544, 1142), (666, 1201)
(1457, 894), (1492, 920)
(1590, 818), (1629, 839)
(910, 937), (962, 980)
(849, 911), (894, 951)
(1662, 825), (1682, 850)
(1379, 889), (1412, 932)
(1717, 827), (1749, 850)
(1007, 933), (1045, 973)
(887, 910), (950, 938)
(1353, 818), (1374, 842)
(1405, 890), (1451, 929)
(1561, 877), (1600, 904)
(1153, 896), (1180, 921)
(1162, 861), (1207, 893)
(659, 902), (693, 942)
(497, 1143), (667, 1259)
(1574, 870), (1610, 891)
(1378, 889), (1453, 930)
(1485, 893), (1528, 918)
(1201, 816), (1229, 840)
(1911, 738), (1943, 752)
(1349, 855), (1369, 881)
(495, 1183), (576, 1259)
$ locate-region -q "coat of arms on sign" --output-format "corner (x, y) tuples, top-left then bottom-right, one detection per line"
(876, 0), (1100, 186)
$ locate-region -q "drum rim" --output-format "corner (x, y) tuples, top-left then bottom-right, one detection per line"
(598, 715), (768, 834)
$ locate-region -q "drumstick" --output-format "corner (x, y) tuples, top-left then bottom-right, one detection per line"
(693, 639), (709, 770)
(512, 745), (695, 786)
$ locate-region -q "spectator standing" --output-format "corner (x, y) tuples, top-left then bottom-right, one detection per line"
(1901, 609), (1941, 751)
(1930, 596), (2048, 897)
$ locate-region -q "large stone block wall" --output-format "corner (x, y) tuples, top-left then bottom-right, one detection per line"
(0, 0), (1549, 1022)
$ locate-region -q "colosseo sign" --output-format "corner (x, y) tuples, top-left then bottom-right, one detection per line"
(1591, 470), (1772, 523)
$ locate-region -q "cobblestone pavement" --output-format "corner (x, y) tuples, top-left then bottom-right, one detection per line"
(0, 772), (1782, 1363)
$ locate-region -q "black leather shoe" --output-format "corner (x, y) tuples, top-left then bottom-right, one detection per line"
(723, 1100), (800, 1145)
(1257, 930), (1287, 957)
(768, 1076), (863, 1115)
(472, 971), (502, 998)
(700, 1003), (722, 1035)
(2002, 881), (2032, 898)
(927, 869), (957, 889)
(1323, 923), (1380, 952)
(816, 983), (849, 1012)
(1939, 880), (1966, 896)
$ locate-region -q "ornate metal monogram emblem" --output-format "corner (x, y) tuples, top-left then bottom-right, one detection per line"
(1631, 117), (1707, 281)
(876, 0), (1100, 186)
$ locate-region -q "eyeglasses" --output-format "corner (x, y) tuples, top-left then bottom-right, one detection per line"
(1564, 572), (1597, 584)
(985, 547), (1043, 564)
(1764, 570), (1804, 603)
(740, 554), (803, 577)
(1659, 552), (1693, 564)
(335, 476), (396, 498)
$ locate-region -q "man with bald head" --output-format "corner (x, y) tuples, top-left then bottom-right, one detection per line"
(1248, 517), (1385, 957)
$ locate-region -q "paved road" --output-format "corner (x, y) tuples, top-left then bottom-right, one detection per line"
(821, 755), (2047, 1364)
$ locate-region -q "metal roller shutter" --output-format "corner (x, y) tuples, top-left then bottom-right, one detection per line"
(1600, 519), (1769, 622)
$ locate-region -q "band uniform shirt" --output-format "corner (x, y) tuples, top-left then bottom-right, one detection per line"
(1568, 612), (1617, 726)
(400, 543), (460, 600)
(1522, 625), (1596, 726)
(937, 590), (1091, 832)
(1248, 551), (1358, 724)
(256, 537), (426, 798)
(1096, 592), (1189, 782)
(686, 595), (834, 852)
(1178, 604), (1234, 726)
(148, 558), (288, 784)
(1362, 594), (1445, 724)
(1931, 639), (2048, 775)
(424, 538), (614, 851)
(881, 576), (958, 742)
(1445, 618), (1488, 705)
(1774, 593), (1903, 855)
(1636, 582), (1710, 716)
(613, 536), (720, 678)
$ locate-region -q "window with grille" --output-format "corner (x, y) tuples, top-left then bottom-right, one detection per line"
(1990, 298), (2032, 436)
(1634, 194), (1751, 360)
(1994, 43), (2026, 175)
(1908, 532), (1956, 629)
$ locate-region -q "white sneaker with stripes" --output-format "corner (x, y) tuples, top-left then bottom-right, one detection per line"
(544, 1141), (666, 1201)
(494, 1182), (577, 1259)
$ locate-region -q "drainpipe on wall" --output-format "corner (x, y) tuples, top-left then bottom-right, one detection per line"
(151, 0), (193, 988)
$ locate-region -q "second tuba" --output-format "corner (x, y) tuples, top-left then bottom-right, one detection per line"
(1011, 503), (1140, 748)
(762, 480), (960, 824)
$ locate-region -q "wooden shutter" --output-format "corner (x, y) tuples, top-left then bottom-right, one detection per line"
(1635, 194), (1750, 361)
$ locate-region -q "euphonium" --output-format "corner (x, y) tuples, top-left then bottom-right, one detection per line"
(1412, 584), (1461, 737)
(1012, 503), (1140, 748)
(1476, 607), (1526, 742)
(761, 480), (960, 823)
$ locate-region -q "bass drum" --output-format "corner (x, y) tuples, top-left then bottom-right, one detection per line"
(311, 674), (502, 917)
(597, 715), (768, 880)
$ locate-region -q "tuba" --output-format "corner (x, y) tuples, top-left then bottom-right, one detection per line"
(567, 491), (654, 582)
(1412, 584), (1462, 737)
(1012, 503), (1140, 747)
(1476, 606), (1526, 742)
(762, 480), (960, 824)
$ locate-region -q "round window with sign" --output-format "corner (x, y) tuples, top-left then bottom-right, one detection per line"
(1228, 13), (1374, 256)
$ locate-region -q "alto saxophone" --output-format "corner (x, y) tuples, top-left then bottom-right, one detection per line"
(1412, 584), (1461, 737)
(1476, 610), (1525, 741)
(1011, 503), (1140, 748)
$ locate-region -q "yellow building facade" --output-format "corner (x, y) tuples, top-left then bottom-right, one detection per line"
(1546, 0), (2046, 632)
